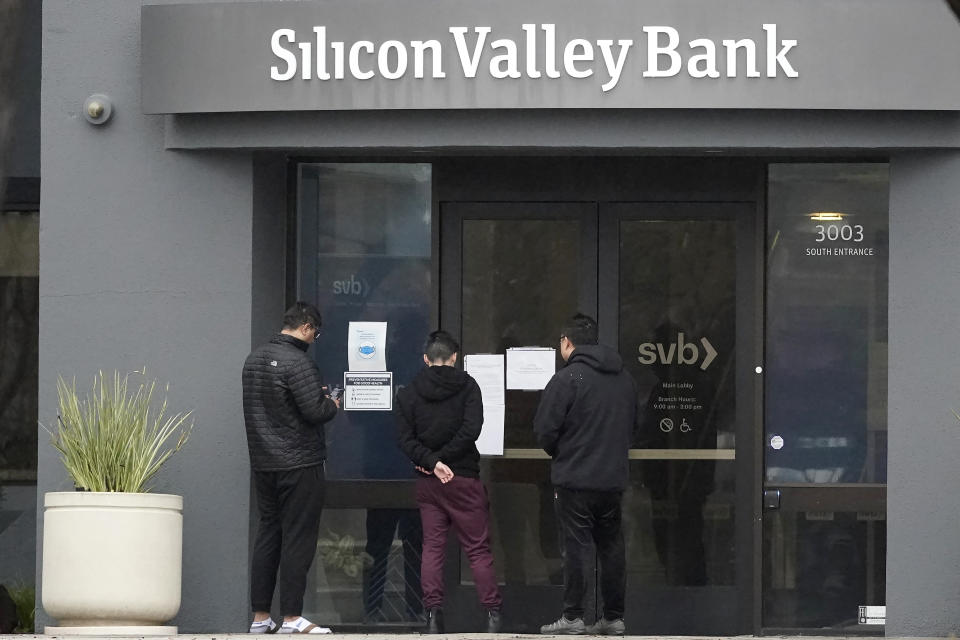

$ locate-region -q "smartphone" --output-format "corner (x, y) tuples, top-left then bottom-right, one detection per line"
(328, 384), (344, 401)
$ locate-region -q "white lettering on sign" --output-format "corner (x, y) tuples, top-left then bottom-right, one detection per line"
(269, 23), (798, 91)
(637, 333), (718, 371)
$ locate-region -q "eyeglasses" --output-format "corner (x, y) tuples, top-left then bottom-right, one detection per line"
(309, 325), (323, 340)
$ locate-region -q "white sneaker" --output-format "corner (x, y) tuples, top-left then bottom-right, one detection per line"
(279, 617), (332, 634)
(249, 618), (278, 634)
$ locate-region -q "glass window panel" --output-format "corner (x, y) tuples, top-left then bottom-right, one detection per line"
(304, 508), (423, 626)
(627, 460), (736, 587)
(763, 511), (885, 628)
(619, 219), (738, 587)
(458, 217), (583, 584)
(620, 220), (737, 451)
(0, 210), (39, 600)
(766, 164), (889, 484)
(461, 459), (562, 587)
(297, 163), (432, 480)
(461, 218), (581, 448)
(0, 210), (39, 477)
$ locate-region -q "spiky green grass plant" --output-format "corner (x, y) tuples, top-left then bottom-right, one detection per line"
(44, 370), (193, 493)
(6, 582), (36, 633)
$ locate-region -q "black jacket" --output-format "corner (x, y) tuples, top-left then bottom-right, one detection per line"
(395, 365), (483, 478)
(533, 345), (637, 491)
(242, 333), (338, 471)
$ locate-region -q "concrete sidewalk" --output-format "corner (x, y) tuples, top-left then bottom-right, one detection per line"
(0, 635), (870, 640)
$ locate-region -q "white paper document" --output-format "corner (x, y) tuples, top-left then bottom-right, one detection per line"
(464, 354), (505, 406)
(506, 347), (556, 390)
(464, 353), (506, 456)
(476, 403), (505, 456)
(347, 321), (387, 371)
(343, 372), (393, 411)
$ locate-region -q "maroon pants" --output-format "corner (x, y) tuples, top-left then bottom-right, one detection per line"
(417, 475), (502, 611)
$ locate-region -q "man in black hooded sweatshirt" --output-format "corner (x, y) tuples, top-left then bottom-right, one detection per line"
(395, 330), (503, 634)
(534, 314), (636, 636)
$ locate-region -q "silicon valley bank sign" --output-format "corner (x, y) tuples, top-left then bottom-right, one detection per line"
(141, 0), (960, 113)
(269, 24), (797, 93)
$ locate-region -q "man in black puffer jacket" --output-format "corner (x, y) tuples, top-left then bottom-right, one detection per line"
(396, 331), (503, 634)
(242, 302), (339, 635)
(535, 313), (637, 637)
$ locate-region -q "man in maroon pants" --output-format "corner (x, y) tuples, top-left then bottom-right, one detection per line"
(396, 330), (503, 634)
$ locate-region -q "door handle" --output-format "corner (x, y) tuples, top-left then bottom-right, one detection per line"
(763, 489), (781, 510)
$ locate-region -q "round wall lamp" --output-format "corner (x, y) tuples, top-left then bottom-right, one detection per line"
(83, 94), (113, 125)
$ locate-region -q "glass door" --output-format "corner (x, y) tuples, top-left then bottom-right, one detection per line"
(440, 201), (758, 634)
(440, 202), (598, 633)
(600, 204), (759, 634)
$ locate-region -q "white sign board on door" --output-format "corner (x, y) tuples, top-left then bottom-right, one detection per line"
(343, 372), (393, 411)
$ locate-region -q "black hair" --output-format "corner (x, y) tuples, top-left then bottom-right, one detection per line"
(561, 313), (598, 346)
(423, 330), (459, 362)
(282, 301), (322, 331)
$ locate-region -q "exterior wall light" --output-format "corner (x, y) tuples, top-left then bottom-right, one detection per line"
(808, 212), (845, 221)
(83, 94), (113, 125)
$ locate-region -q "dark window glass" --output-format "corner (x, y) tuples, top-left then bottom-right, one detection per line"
(622, 220), (737, 452)
(305, 507), (423, 626)
(297, 164), (431, 480)
(462, 218), (581, 449)
(620, 219), (738, 587)
(0, 209), (39, 599)
(763, 511), (885, 628)
(460, 217), (584, 585)
(766, 164), (889, 484)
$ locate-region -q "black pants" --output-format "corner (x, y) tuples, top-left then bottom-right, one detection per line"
(251, 464), (326, 616)
(555, 487), (626, 621)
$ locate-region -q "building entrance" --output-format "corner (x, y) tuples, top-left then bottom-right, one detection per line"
(438, 193), (760, 633)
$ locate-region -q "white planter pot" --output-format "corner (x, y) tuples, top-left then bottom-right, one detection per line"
(42, 491), (183, 635)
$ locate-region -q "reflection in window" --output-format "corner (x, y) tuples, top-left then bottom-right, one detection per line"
(0, 209), (39, 596)
(766, 164), (889, 484)
(305, 508), (423, 626)
(298, 163), (431, 481)
(763, 511), (885, 628)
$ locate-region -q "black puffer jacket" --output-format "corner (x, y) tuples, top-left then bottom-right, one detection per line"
(242, 333), (338, 471)
(533, 345), (637, 491)
(395, 365), (483, 478)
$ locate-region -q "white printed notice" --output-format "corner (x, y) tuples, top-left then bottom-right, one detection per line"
(464, 354), (505, 406)
(464, 354), (505, 455)
(477, 404), (505, 456)
(347, 321), (387, 372)
(506, 347), (556, 390)
(343, 372), (393, 411)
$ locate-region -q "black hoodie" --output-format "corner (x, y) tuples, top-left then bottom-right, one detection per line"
(533, 344), (637, 491)
(395, 365), (483, 478)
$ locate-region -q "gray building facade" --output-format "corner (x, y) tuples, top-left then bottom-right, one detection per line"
(23, 0), (960, 636)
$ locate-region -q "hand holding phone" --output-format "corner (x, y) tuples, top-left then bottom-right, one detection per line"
(328, 384), (344, 402)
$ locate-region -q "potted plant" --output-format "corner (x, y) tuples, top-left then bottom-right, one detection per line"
(40, 370), (192, 635)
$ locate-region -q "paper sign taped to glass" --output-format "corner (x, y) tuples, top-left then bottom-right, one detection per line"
(347, 321), (387, 371)
(464, 354), (506, 455)
(343, 372), (393, 411)
(506, 347), (556, 390)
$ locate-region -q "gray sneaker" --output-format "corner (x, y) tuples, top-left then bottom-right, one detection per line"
(585, 618), (625, 636)
(540, 616), (586, 635)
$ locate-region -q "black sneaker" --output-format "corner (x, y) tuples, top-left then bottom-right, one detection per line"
(425, 607), (445, 634)
(486, 609), (502, 633)
(585, 618), (625, 636)
(540, 615), (586, 635)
